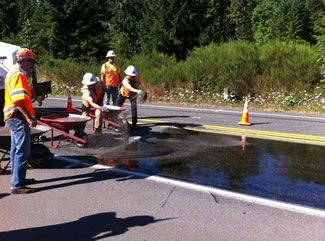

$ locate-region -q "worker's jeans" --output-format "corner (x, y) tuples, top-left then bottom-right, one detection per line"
(104, 86), (119, 106)
(6, 117), (31, 189)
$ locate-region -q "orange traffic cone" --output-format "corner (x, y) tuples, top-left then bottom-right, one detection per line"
(64, 90), (74, 113)
(238, 97), (252, 126)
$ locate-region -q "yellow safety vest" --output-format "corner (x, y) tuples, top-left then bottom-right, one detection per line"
(3, 66), (35, 122)
(120, 76), (140, 99)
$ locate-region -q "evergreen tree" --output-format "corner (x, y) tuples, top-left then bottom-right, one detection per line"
(106, 0), (144, 58)
(0, 0), (19, 42)
(226, 0), (257, 41)
(251, 0), (278, 45)
(30, 0), (110, 61)
(305, 0), (325, 43)
(198, 0), (230, 45)
(139, 0), (206, 60)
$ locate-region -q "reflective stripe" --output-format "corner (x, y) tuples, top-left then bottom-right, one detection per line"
(11, 89), (29, 98)
(3, 106), (17, 115)
(103, 63), (120, 87)
(7, 70), (20, 93)
(4, 67), (35, 121)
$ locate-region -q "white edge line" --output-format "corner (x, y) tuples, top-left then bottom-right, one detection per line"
(48, 97), (325, 120)
(53, 155), (325, 218)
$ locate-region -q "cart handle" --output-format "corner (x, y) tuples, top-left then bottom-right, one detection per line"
(37, 120), (87, 144)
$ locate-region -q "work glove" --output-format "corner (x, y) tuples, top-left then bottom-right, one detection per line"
(100, 105), (110, 112)
(137, 90), (148, 104)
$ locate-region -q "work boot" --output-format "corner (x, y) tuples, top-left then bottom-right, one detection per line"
(11, 187), (37, 194)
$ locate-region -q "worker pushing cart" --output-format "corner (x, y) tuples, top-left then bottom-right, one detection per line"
(81, 73), (110, 133)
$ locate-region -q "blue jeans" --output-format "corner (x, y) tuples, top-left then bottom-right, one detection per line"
(104, 86), (119, 105)
(6, 117), (31, 189)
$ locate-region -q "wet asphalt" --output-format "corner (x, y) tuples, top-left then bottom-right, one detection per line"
(1, 97), (325, 240)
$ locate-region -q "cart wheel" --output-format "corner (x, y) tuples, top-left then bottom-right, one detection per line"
(28, 144), (53, 168)
(74, 131), (87, 148)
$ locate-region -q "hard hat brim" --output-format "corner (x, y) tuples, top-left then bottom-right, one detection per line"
(82, 79), (97, 85)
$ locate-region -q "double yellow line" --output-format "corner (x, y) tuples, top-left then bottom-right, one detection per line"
(138, 119), (325, 146)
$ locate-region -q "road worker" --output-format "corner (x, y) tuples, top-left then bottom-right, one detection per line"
(101, 50), (121, 106)
(81, 73), (109, 133)
(117, 65), (145, 128)
(4, 48), (37, 194)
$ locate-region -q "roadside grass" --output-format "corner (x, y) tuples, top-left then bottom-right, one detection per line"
(148, 87), (325, 114)
(37, 40), (325, 115)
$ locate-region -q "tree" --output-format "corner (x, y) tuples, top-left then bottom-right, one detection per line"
(252, 0), (325, 45)
(198, 0), (231, 45)
(139, 0), (206, 60)
(30, 0), (110, 61)
(0, 0), (19, 42)
(106, 0), (144, 58)
(226, 0), (257, 41)
(251, 0), (278, 45)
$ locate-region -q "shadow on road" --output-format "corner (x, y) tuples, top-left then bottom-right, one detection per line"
(0, 193), (10, 199)
(34, 169), (127, 192)
(0, 212), (172, 241)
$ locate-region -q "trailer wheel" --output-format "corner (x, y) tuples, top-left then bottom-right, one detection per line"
(74, 131), (87, 148)
(28, 144), (53, 168)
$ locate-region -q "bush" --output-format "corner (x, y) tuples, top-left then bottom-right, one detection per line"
(258, 40), (321, 93)
(37, 40), (323, 104)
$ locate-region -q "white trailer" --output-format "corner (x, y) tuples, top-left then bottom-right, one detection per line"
(0, 41), (51, 99)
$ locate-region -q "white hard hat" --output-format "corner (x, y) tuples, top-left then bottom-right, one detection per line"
(106, 50), (116, 58)
(82, 73), (97, 85)
(124, 65), (138, 76)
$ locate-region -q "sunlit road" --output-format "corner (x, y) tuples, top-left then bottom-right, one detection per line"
(1, 97), (325, 241)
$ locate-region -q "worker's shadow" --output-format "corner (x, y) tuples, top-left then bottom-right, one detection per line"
(0, 212), (172, 241)
(35, 169), (126, 192)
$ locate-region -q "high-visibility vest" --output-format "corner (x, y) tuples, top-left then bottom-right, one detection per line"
(81, 78), (105, 105)
(3, 66), (35, 122)
(102, 62), (120, 87)
(120, 76), (140, 99)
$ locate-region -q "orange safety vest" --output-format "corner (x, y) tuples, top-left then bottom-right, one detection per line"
(3, 66), (35, 122)
(81, 78), (105, 105)
(120, 76), (140, 99)
(103, 62), (120, 87)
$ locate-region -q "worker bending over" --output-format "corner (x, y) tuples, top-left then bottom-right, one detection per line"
(81, 73), (109, 133)
(117, 65), (144, 128)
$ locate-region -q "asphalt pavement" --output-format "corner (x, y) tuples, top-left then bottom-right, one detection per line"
(1, 97), (325, 241)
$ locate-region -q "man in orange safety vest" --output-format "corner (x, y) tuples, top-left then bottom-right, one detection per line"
(101, 50), (121, 106)
(3, 48), (37, 194)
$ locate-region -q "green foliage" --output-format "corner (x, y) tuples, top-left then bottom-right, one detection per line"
(252, 0), (325, 45)
(139, 0), (206, 60)
(37, 54), (100, 88)
(198, 0), (231, 45)
(0, 0), (19, 41)
(182, 41), (259, 96)
(29, 0), (110, 61)
(258, 40), (321, 93)
(226, 0), (257, 41)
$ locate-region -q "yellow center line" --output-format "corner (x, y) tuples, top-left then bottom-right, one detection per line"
(138, 118), (325, 146)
